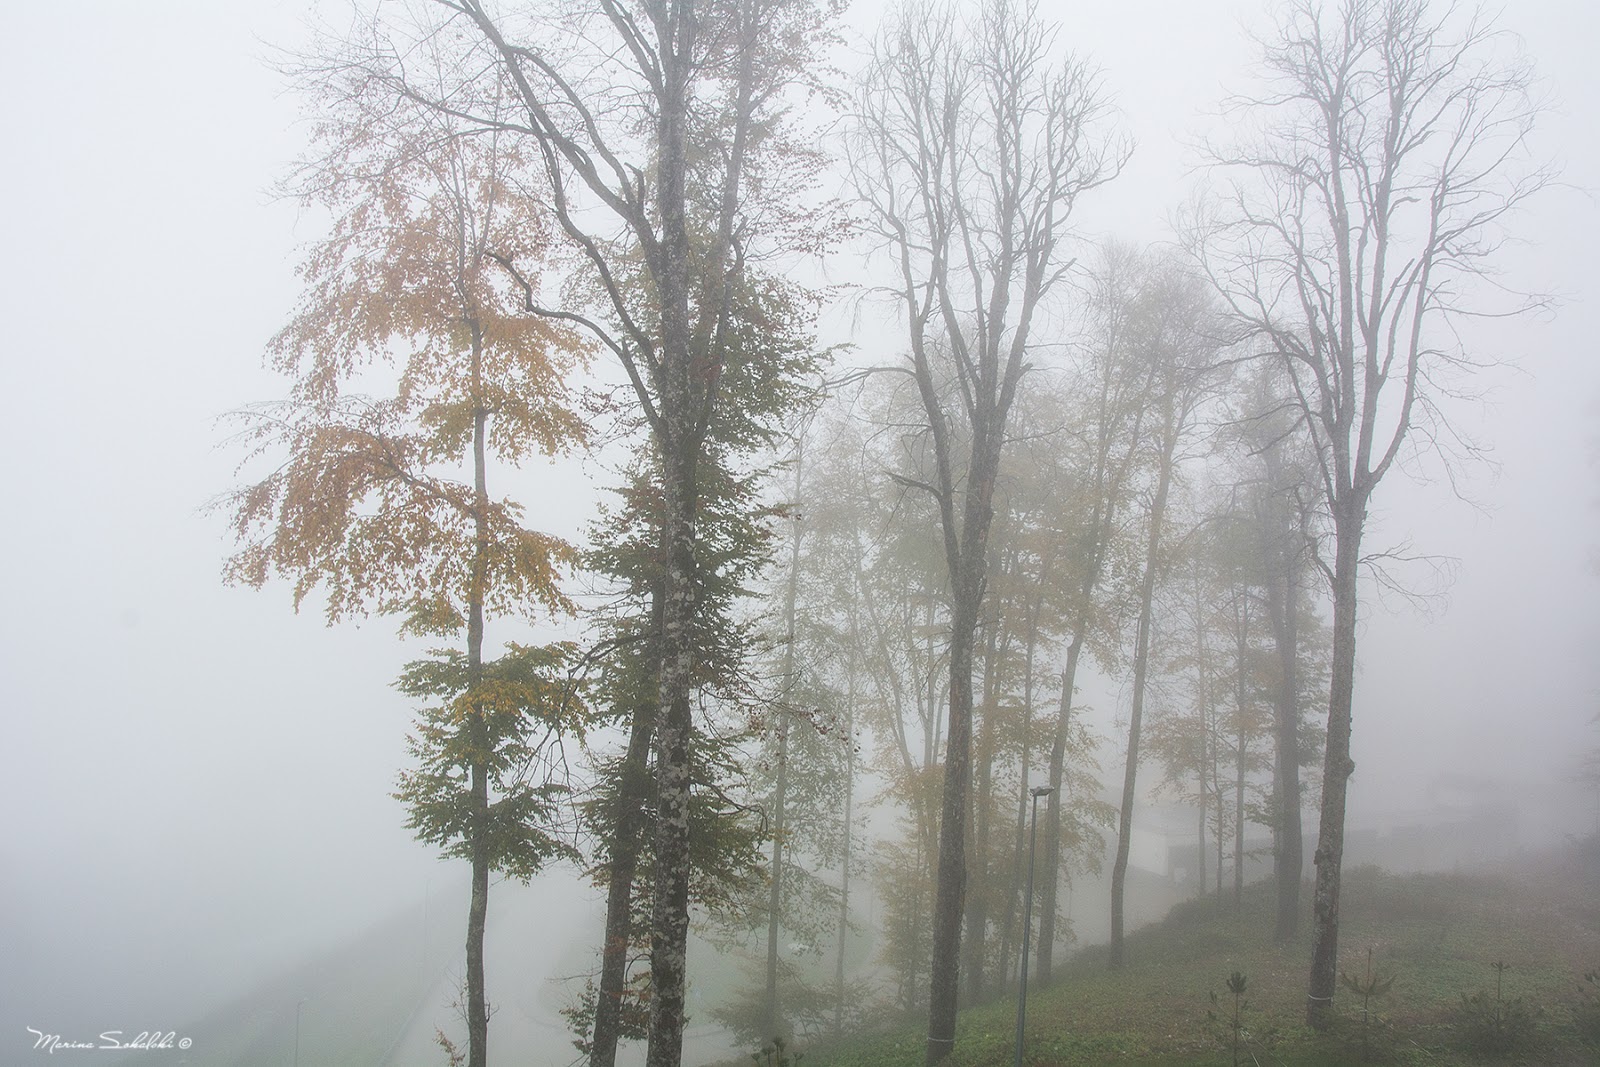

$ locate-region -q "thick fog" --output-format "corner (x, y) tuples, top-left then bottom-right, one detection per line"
(2, 1), (1596, 1065)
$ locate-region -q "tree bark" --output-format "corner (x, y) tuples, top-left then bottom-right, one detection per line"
(1307, 507), (1362, 1029)
(644, 9), (702, 1063)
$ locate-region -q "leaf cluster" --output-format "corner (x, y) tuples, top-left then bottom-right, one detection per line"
(393, 642), (587, 882)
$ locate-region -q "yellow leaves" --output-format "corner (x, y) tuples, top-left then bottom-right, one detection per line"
(227, 66), (593, 646)
(223, 391), (581, 626)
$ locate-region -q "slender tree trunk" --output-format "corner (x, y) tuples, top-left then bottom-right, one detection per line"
(464, 326), (492, 1067)
(466, 786), (490, 1067)
(1266, 533), (1303, 942)
(996, 753), (1027, 989)
(1036, 634), (1083, 983)
(1188, 569), (1215, 905)
(763, 450), (805, 1041)
(590, 694), (655, 1067)
(1307, 507), (1363, 1029)
(1109, 453), (1174, 969)
(1233, 597), (1249, 912)
(962, 606), (1003, 1005)
(1214, 737), (1224, 904)
(835, 549), (860, 1040)
(764, 719), (789, 1039)
(833, 699), (853, 1038)
(996, 599), (1041, 988)
(1215, 813), (1224, 900)
(926, 576), (979, 1064)
(1234, 730), (1246, 910)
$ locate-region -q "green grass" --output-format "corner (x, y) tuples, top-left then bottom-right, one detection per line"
(767, 848), (1600, 1067)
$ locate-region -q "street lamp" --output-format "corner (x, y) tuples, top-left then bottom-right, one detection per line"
(1015, 785), (1054, 1067)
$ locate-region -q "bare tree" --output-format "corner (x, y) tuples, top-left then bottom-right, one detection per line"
(1229, 363), (1326, 942)
(1195, 0), (1549, 1029)
(850, 1), (1122, 1058)
(1034, 244), (1154, 982)
(1105, 255), (1221, 969)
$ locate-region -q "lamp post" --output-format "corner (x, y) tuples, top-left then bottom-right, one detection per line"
(294, 998), (306, 1067)
(1015, 785), (1054, 1067)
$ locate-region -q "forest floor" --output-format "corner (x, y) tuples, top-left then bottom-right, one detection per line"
(761, 837), (1600, 1067)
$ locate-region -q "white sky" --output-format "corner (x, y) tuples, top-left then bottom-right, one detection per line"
(1, 0), (1596, 1042)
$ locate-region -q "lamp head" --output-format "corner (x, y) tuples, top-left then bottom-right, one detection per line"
(1030, 786), (1054, 798)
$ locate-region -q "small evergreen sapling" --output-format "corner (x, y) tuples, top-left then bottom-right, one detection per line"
(1455, 960), (1540, 1054)
(1339, 946), (1395, 1061)
(1207, 970), (1249, 1067)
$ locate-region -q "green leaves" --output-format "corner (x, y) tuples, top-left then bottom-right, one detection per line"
(393, 643), (588, 883)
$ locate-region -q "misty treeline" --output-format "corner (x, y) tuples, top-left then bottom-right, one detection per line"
(219, 0), (1547, 1064)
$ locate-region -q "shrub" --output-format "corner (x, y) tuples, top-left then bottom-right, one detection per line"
(751, 1035), (803, 1067)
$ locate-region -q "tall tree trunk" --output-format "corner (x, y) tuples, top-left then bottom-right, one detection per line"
(835, 531), (860, 1040)
(1109, 452), (1174, 969)
(1264, 503), (1303, 942)
(1233, 596), (1249, 912)
(763, 719), (789, 1039)
(833, 684), (854, 1038)
(962, 603), (1004, 1005)
(589, 690), (655, 1067)
(763, 449), (805, 1041)
(1187, 568), (1215, 906)
(1214, 736), (1224, 904)
(1035, 634), (1083, 983)
(645, 11), (701, 1063)
(464, 325), (492, 1067)
(647, 443), (698, 1067)
(996, 594), (1041, 988)
(924, 326), (1016, 1063)
(926, 574), (980, 1064)
(1307, 507), (1362, 1029)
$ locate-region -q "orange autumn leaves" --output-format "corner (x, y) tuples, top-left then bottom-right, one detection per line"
(223, 106), (588, 634)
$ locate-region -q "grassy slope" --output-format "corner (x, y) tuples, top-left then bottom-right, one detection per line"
(785, 848), (1600, 1067)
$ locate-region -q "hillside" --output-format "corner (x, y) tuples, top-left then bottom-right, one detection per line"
(781, 841), (1600, 1066)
